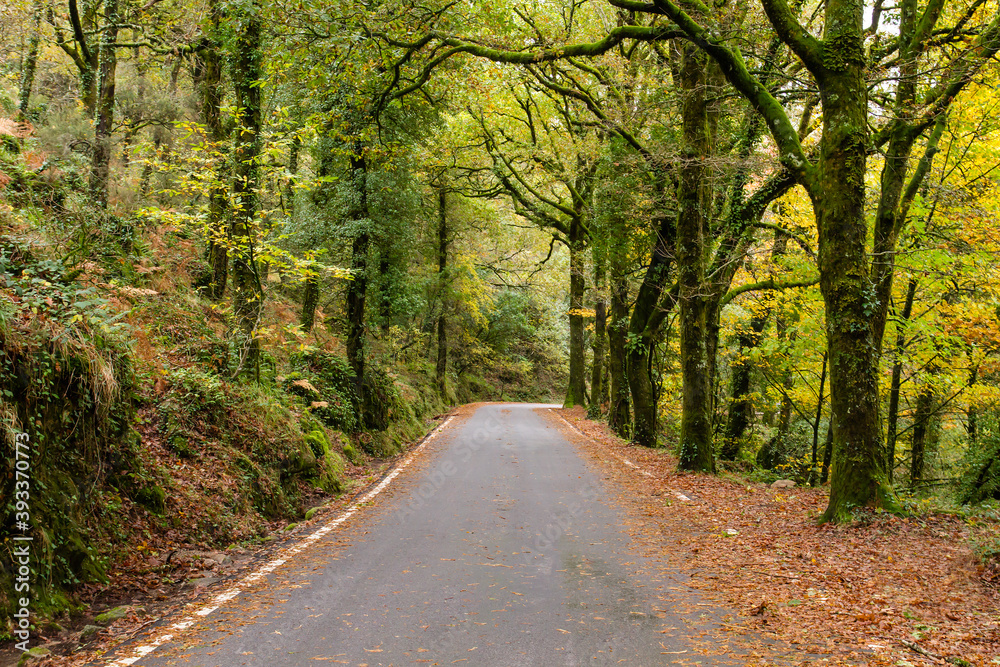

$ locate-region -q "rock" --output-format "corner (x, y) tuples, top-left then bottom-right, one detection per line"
(80, 625), (103, 642)
(17, 646), (51, 665)
(283, 522), (298, 532)
(206, 552), (228, 566)
(94, 606), (130, 626)
(305, 507), (323, 521)
(192, 576), (219, 589)
(725, 528), (739, 536)
(770, 479), (796, 489)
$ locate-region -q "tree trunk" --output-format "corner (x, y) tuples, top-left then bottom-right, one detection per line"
(810, 352), (827, 485)
(435, 185), (449, 397)
(817, 14), (897, 520)
(300, 272), (319, 332)
(967, 364), (979, 446)
(564, 214), (588, 408)
(627, 175), (676, 447)
(676, 44), (714, 472)
(230, 0), (264, 381)
(588, 260), (607, 420)
(886, 278), (917, 483)
(607, 267), (630, 436)
(720, 311), (768, 460)
(821, 419), (833, 484)
(17, 0), (42, 121)
(199, 0), (229, 300)
(285, 134), (300, 219)
(67, 0), (99, 116)
(345, 143), (370, 389)
(89, 0), (119, 208)
(910, 383), (935, 485)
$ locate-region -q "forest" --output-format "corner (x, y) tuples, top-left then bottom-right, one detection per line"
(2, 0), (1000, 662)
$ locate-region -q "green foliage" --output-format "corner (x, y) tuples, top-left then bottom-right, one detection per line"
(0, 259), (139, 617)
(287, 351), (359, 432)
(361, 365), (407, 434)
(958, 412), (1000, 505)
(0, 239), (129, 337)
(341, 441), (361, 465)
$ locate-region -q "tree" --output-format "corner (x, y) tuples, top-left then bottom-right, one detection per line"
(230, 0), (265, 379)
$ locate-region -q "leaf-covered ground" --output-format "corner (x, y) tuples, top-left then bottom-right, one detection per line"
(552, 407), (1000, 666)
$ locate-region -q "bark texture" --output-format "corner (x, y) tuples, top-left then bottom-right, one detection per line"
(676, 44), (714, 472)
(89, 0), (119, 208)
(885, 278), (917, 482)
(607, 267), (631, 436)
(435, 185), (449, 397)
(564, 214), (588, 408)
(345, 144), (370, 389)
(230, 0), (264, 380)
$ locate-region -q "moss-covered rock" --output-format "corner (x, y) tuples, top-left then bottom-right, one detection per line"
(304, 428), (330, 459)
(135, 484), (167, 514)
(17, 646), (51, 666)
(342, 442), (362, 465)
(94, 605), (130, 626)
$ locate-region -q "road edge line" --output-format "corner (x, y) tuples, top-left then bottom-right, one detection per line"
(548, 409), (692, 503)
(104, 414), (456, 666)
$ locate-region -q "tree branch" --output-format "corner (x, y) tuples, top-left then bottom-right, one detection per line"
(721, 275), (819, 307)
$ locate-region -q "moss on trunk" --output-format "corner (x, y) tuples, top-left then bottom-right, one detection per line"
(564, 214), (588, 409)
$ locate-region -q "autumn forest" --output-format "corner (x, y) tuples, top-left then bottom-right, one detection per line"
(2, 0), (1000, 663)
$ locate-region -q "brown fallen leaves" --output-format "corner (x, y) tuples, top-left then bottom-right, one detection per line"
(551, 407), (1000, 667)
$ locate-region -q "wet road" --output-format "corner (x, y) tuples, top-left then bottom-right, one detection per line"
(117, 404), (727, 666)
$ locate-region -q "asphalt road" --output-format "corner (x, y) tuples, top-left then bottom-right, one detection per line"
(119, 403), (730, 666)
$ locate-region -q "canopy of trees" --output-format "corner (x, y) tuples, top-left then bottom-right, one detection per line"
(4, 0), (1000, 567)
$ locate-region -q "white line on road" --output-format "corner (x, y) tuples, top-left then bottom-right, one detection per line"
(550, 410), (692, 503)
(105, 415), (456, 666)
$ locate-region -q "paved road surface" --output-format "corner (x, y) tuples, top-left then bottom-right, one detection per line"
(116, 404), (730, 666)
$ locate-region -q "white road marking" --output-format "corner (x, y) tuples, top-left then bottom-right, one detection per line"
(550, 410), (692, 503)
(105, 415), (455, 666)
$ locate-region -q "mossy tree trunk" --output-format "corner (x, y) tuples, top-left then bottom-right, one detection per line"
(588, 259), (606, 419)
(89, 0), (118, 208)
(345, 141), (370, 392)
(230, 0), (264, 380)
(435, 184), (449, 397)
(301, 271), (319, 332)
(813, 10), (898, 521)
(626, 176), (675, 446)
(821, 419), (833, 484)
(910, 382), (936, 485)
(17, 0), (41, 121)
(885, 277), (917, 483)
(62, 0), (99, 116)
(564, 213), (588, 409)
(196, 0), (229, 300)
(607, 262), (631, 436)
(676, 43), (714, 472)
(721, 311), (768, 461)
(809, 352), (827, 484)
